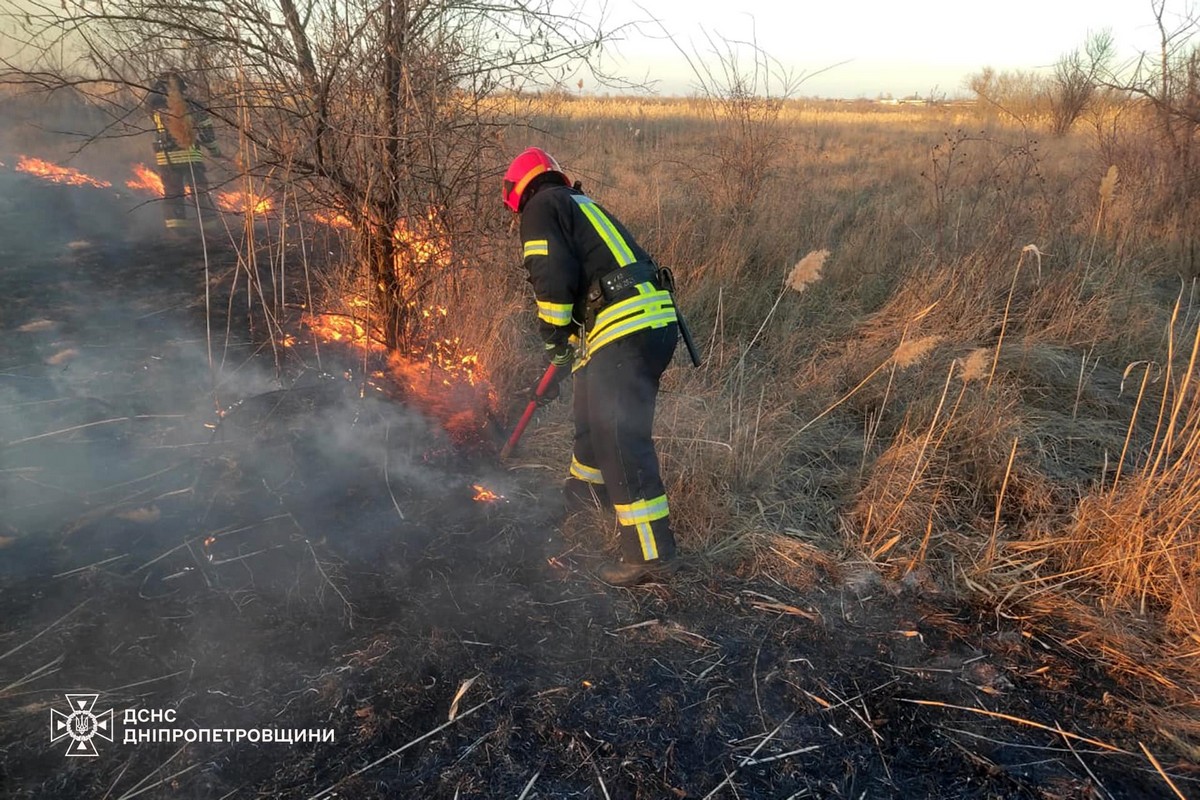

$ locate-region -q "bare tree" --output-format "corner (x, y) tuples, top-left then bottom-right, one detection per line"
(1049, 31), (1113, 136)
(965, 66), (1052, 127)
(1, 0), (620, 348)
(1092, 1), (1200, 274)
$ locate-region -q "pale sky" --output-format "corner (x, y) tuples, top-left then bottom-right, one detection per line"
(590, 0), (1178, 97)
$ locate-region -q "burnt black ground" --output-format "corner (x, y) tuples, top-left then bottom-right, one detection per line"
(0, 172), (1195, 799)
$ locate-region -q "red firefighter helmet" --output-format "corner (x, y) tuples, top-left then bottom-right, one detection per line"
(502, 147), (567, 212)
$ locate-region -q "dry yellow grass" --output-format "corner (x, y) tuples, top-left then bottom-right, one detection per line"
(501, 91), (1199, 744)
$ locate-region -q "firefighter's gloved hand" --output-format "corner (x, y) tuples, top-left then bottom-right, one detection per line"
(531, 359), (570, 407)
(534, 378), (560, 406)
(544, 341), (575, 369)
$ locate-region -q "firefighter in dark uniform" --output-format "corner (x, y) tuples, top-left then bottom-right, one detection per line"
(503, 147), (679, 586)
(146, 73), (221, 232)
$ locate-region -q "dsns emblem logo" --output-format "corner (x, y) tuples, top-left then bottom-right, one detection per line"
(50, 694), (114, 757)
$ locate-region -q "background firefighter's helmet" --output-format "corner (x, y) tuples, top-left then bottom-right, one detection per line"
(502, 147), (568, 213)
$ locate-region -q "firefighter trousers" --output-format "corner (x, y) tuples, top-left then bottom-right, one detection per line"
(158, 162), (215, 229)
(570, 323), (678, 564)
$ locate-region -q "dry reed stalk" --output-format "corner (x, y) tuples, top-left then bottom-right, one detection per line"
(1112, 362), (1153, 491)
(984, 436), (1019, 569)
(1150, 294), (1200, 480)
(1139, 742), (1188, 800)
(785, 249), (828, 293)
(987, 248), (1028, 390)
(958, 348), (990, 382)
(742, 250), (830, 366)
(164, 78), (195, 150)
(891, 335), (942, 369)
(902, 361), (956, 500)
(901, 699), (1132, 754)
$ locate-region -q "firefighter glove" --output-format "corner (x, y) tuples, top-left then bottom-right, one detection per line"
(544, 341), (574, 368)
(534, 378), (560, 406)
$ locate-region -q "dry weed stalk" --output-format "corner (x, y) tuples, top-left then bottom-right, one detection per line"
(1089, 165), (1119, 268)
(742, 249), (829, 363)
(988, 246), (1039, 389)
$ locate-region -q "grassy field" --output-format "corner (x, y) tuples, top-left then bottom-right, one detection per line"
(2, 85), (1199, 786)
(493, 94), (1200, 746)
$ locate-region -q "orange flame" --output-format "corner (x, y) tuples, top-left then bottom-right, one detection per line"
(303, 312), (383, 350)
(217, 191), (273, 214)
(288, 210), (494, 444)
(126, 163), (165, 195)
(394, 212), (450, 272)
(17, 156), (111, 188)
(312, 211), (355, 229)
(472, 484), (503, 502)
(297, 300), (495, 443)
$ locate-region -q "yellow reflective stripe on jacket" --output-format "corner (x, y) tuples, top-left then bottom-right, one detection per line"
(572, 196), (636, 266)
(570, 457), (604, 484)
(586, 288), (676, 353)
(523, 239), (549, 258)
(537, 299), (573, 326)
(614, 495), (670, 526)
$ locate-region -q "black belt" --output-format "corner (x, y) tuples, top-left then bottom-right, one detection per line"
(599, 261), (660, 300)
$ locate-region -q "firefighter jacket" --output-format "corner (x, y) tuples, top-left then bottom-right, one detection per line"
(151, 99), (220, 166)
(520, 183), (677, 367)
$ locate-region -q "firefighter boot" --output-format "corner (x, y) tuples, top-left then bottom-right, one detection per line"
(599, 516), (677, 586)
(597, 557), (679, 587)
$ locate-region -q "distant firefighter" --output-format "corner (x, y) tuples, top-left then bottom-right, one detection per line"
(145, 73), (221, 232)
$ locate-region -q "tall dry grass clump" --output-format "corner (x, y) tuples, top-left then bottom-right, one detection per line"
(1060, 308), (1200, 639)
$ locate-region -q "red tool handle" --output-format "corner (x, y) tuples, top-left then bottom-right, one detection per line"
(499, 363), (559, 459)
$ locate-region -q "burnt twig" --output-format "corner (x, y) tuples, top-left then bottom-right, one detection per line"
(0, 599), (88, 663)
(702, 712), (795, 800)
(4, 415), (186, 446)
(53, 554), (128, 578)
(383, 422), (405, 521)
(307, 699), (493, 800)
(305, 541), (354, 629)
(515, 770), (541, 800)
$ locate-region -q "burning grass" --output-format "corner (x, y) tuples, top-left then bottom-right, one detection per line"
(125, 162), (164, 194)
(216, 189), (273, 214)
(294, 290), (495, 446)
(16, 155), (110, 188)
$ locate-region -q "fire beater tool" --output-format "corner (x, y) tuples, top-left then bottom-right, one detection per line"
(656, 266), (702, 368)
(499, 363), (560, 459)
